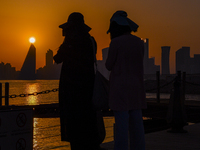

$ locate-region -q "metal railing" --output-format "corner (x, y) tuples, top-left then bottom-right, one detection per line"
(1, 71), (200, 106)
(0, 82), (59, 106)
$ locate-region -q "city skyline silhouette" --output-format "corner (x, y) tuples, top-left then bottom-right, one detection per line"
(0, 38), (200, 80)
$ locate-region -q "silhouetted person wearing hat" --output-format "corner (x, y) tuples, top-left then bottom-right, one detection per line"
(106, 11), (146, 150)
(53, 12), (105, 150)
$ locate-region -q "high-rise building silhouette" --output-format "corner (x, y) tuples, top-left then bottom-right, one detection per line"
(46, 49), (53, 67)
(193, 54), (200, 74)
(97, 48), (110, 80)
(143, 38), (149, 73)
(19, 44), (36, 80)
(176, 47), (190, 74)
(143, 38), (160, 74)
(161, 46), (170, 75)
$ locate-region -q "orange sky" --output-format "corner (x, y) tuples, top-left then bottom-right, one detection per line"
(0, 0), (200, 74)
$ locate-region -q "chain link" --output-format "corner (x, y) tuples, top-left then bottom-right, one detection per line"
(185, 81), (200, 86)
(146, 77), (200, 92)
(146, 77), (176, 92)
(1, 88), (59, 98)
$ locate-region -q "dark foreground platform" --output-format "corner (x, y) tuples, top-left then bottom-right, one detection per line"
(101, 123), (200, 150)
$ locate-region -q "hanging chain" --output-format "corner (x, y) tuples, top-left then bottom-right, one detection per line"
(1, 88), (59, 98)
(145, 77), (176, 92)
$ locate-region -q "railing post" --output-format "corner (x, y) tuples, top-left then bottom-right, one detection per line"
(0, 83), (2, 106)
(182, 72), (186, 103)
(5, 82), (9, 106)
(177, 71), (181, 82)
(156, 71), (160, 103)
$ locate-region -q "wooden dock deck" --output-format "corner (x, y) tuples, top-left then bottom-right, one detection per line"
(101, 123), (200, 150)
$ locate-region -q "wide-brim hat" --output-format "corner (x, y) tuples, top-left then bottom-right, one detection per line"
(59, 12), (91, 32)
(107, 10), (139, 33)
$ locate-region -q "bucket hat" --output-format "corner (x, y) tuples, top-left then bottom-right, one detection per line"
(59, 12), (91, 32)
(107, 10), (139, 33)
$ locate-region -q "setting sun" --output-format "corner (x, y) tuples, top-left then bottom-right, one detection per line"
(29, 37), (36, 43)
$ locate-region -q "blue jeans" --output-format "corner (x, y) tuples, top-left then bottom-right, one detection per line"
(114, 110), (145, 150)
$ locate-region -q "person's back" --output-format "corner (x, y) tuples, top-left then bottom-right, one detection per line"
(108, 34), (144, 77)
(105, 10), (146, 150)
(106, 33), (146, 111)
(53, 12), (105, 150)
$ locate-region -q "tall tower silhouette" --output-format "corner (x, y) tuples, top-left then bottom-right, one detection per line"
(143, 38), (160, 74)
(143, 38), (149, 74)
(176, 47), (190, 74)
(46, 49), (53, 67)
(161, 46), (170, 75)
(19, 44), (36, 80)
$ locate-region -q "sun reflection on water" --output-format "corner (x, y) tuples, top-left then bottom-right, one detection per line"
(33, 118), (39, 149)
(25, 83), (39, 105)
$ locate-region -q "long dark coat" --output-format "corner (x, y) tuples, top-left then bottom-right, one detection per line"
(53, 32), (101, 148)
(106, 34), (147, 111)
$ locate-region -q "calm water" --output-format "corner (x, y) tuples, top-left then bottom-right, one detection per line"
(33, 117), (114, 150)
(0, 80), (199, 149)
(1, 80), (199, 106)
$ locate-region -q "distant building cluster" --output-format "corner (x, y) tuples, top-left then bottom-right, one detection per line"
(0, 38), (200, 80)
(36, 49), (61, 80)
(0, 62), (19, 80)
(97, 38), (200, 78)
(143, 38), (200, 75)
(0, 44), (61, 80)
(176, 47), (200, 74)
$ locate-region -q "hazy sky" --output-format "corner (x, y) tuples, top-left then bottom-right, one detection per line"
(1, 0), (200, 73)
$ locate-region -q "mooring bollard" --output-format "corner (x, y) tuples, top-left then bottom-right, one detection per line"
(167, 71), (187, 133)
(5, 82), (9, 106)
(182, 72), (186, 102)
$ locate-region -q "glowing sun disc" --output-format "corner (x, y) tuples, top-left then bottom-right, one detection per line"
(29, 37), (36, 43)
